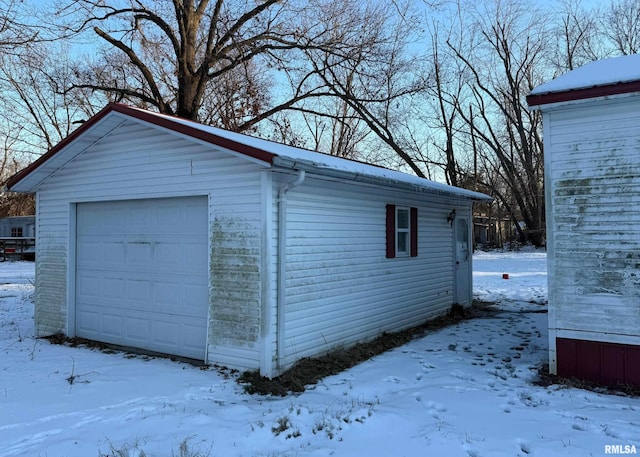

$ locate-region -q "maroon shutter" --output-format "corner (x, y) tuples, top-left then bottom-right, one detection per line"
(386, 204), (396, 258)
(410, 207), (418, 257)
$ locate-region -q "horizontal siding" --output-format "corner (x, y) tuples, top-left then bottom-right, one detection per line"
(35, 120), (265, 370)
(276, 174), (465, 368)
(547, 96), (640, 344)
(34, 188), (68, 336)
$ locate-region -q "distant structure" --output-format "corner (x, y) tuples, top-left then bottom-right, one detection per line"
(0, 216), (35, 260)
(528, 55), (640, 388)
(0, 216), (35, 238)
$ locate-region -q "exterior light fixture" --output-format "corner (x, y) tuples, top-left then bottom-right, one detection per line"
(447, 209), (456, 225)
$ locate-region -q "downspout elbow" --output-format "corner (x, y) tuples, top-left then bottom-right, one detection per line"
(278, 170), (306, 199)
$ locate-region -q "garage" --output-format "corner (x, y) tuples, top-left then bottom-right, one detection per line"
(75, 196), (209, 360)
(6, 103), (491, 376)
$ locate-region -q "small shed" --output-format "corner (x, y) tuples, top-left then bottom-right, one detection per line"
(7, 103), (490, 377)
(528, 55), (640, 387)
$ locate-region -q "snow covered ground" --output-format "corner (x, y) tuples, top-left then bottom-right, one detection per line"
(1, 251), (639, 457)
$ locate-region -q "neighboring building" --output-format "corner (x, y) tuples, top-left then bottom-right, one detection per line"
(473, 215), (516, 249)
(7, 103), (491, 377)
(0, 216), (36, 260)
(0, 216), (35, 238)
(528, 54), (640, 387)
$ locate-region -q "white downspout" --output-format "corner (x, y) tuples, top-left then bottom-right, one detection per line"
(276, 170), (305, 372)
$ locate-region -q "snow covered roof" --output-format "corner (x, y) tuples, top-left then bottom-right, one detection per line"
(527, 54), (640, 108)
(6, 103), (491, 202)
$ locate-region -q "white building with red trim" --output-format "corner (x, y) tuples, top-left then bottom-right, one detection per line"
(528, 55), (640, 387)
(7, 103), (490, 377)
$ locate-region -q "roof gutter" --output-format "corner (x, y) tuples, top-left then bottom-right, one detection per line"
(271, 156), (492, 203)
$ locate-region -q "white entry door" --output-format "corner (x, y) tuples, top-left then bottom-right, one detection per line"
(454, 216), (471, 306)
(75, 196), (209, 360)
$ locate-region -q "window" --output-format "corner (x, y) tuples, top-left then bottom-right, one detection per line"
(386, 205), (417, 258)
(11, 227), (22, 237)
(396, 207), (410, 255)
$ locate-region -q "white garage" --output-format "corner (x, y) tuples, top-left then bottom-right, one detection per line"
(7, 103), (490, 377)
(75, 196), (209, 359)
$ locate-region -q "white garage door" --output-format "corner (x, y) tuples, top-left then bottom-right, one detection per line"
(75, 196), (209, 360)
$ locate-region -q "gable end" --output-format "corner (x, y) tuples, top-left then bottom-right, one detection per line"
(5, 103), (276, 192)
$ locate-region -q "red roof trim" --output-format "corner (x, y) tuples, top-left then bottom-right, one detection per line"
(527, 80), (640, 107)
(108, 104), (275, 163)
(6, 103), (275, 191)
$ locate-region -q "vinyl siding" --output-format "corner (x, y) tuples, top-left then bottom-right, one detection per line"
(546, 96), (640, 346)
(34, 120), (265, 370)
(272, 172), (468, 369)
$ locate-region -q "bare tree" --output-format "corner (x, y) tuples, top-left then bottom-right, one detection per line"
(198, 59), (272, 133)
(603, 0), (640, 55)
(298, 98), (371, 159)
(50, 0), (294, 123)
(294, 0), (432, 175)
(0, 42), (100, 154)
(423, 12), (472, 187)
(51, 0), (415, 135)
(0, 122), (35, 216)
(447, 0), (547, 246)
(550, 0), (604, 73)
(43, 0), (434, 177)
(0, 0), (41, 51)
(0, 2), (67, 216)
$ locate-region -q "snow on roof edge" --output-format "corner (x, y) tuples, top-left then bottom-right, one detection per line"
(531, 54), (640, 96)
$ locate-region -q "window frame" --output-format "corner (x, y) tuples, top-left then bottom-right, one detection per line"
(11, 227), (23, 237)
(395, 206), (411, 257)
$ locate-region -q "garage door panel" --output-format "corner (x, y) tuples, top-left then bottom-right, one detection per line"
(128, 243), (154, 265)
(154, 320), (180, 345)
(104, 243), (126, 263)
(77, 308), (99, 334)
(155, 242), (181, 264)
(155, 281), (181, 308)
(125, 315), (151, 342)
(181, 325), (207, 352)
(126, 279), (152, 305)
(103, 312), (127, 338)
(76, 196), (209, 360)
(77, 242), (100, 262)
(183, 283), (209, 312)
(77, 274), (100, 297)
(183, 242), (209, 268)
(103, 278), (125, 299)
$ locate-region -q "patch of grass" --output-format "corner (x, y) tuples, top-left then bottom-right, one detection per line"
(271, 416), (292, 436)
(239, 303), (483, 396)
(98, 439), (148, 457)
(45, 332), (110, 350)
(98, 437), (211, 457)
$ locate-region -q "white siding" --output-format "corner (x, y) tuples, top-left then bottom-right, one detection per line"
(273, 172), (468, 369)
(35, 120), (265, 370)
(546, 96), (640, 346)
